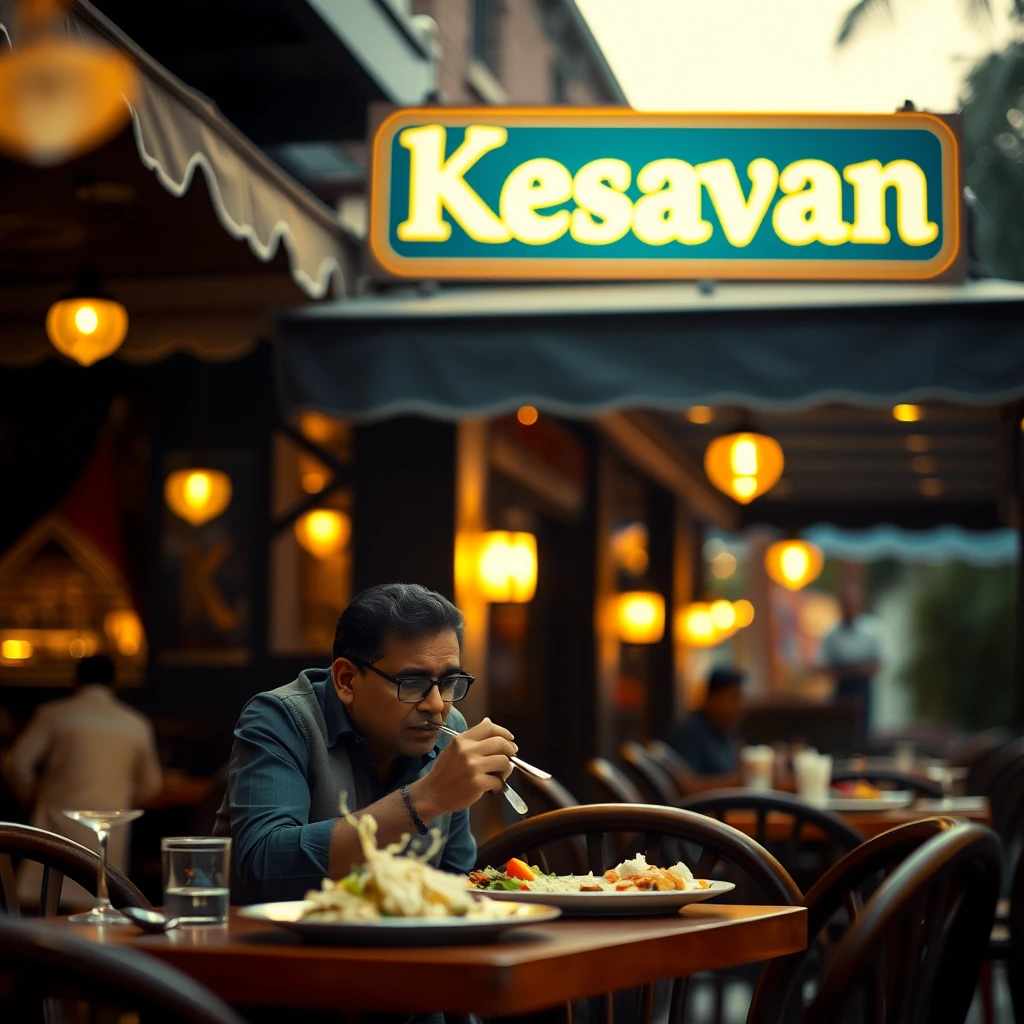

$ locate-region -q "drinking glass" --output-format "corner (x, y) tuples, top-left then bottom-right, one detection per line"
(62, 808), (144, 925)
(161, 837), (231, 925)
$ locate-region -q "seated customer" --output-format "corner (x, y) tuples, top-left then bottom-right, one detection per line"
(667, 667), (744, 792)
(215, 582), (517, 904)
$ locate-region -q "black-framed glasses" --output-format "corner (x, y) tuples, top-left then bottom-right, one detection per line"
(349, 657), (475, 703)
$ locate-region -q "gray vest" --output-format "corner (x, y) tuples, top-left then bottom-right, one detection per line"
(214, 676), (461, 865)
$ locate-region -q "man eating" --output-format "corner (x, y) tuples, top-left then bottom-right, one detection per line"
(215, 582), (517, 905)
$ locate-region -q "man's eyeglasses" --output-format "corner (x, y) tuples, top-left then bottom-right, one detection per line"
(349, 657), (474, 704)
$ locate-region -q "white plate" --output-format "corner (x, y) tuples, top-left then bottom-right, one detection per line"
(825, 790), (914, 811)
(237, 899), (560, 945)
(482, 880), (735, 916)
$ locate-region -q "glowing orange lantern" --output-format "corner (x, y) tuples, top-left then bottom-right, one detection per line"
(765, 539), (824, 591)
(704, 432), (784, 505)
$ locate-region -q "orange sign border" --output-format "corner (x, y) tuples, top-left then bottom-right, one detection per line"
(369, 108), (961, 282)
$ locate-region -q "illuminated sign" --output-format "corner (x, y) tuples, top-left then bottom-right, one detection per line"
(369, 109), (961, 281)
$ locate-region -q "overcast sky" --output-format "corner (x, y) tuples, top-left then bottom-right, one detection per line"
(575, 0), (1022, 113)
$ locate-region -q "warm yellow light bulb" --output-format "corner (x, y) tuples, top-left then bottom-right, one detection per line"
(184, 472), (212, 509)
(732, 477), (757, 500)
(780, 545), (810, 583)
(730, 438), (758, 476)
(734, 599), (755, 628)
(710, 599), (737, 633)
(893, 404), (922, 423)
(678, 603), (719, 647)
(1, 639), (33, 660)
(616, 592), (666, 644)
(686, 405), (714, 424)
(517, 405), (539, 426)
(478, 531), (538, 603)
(294, 509), (351, 559)
(74, 305), (98, 334)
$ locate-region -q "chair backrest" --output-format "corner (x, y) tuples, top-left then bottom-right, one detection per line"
(0, 915), (245, 1023)
(476, 803), (802, 905)
(829, 767), (943, 799)
(801, 823), (1002, 1024)
(586, 757), (644, 804)
(962, 730), (1019, 795)
(949, 726), (1013, 769)
(676, 789), (863, 893)
(0, 822), (151, 917)
(517, 771), (579, 813)
(1008, 838), (1024, 1024)
(645, 739), (695, 795)
(620, 741), (682, 804)
(748, 816), (956, 1023)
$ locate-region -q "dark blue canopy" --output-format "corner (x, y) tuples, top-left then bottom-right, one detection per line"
(276, 279), (1024, 421)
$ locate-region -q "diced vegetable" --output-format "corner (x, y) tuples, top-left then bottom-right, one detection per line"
(506, 857), (536, 881)
(489, 877), (526, 891)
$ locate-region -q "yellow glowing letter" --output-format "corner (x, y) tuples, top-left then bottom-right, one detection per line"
(696, 158), (778, 248)
(632, 159), (713, 245)
(397, 124), (511, 243)
(843, 159), (938, 246)
(499, 157), (573, 245)
(772, 159), (850, 246)
(570, 158), (634, 245)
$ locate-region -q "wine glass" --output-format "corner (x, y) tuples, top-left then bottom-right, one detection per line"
(62, 808), (144, 925)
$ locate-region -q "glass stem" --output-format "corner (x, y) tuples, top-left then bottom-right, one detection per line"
(96, 828), (111, 908)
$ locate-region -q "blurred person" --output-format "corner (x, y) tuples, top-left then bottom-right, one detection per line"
(819, 583), (884, 745)
(2, 654), (163, 908)
(667, 667), (745, 791)
(215, 582), (517, 906)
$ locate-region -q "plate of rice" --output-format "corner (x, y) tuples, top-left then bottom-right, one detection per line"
(469, 854), (735, 916)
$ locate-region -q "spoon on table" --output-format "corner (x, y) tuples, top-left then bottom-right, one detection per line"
(429, 723), (530, 816)
(122, 906), (184, 933)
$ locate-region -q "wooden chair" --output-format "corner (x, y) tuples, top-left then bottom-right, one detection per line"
(0, 822), (150, 917)
(645, 739), (698, 796)
(829, 767), (944, 799)
(585, 756), (644, 803)
(477, 804), (801, 1024)
(1007, 842), (1024, 1023)
(676, 789), (863, 893)
(0, 914), (245, 1023)
(749, 816), (956, 1022)
(765, 822), (1001, 1024)
(963, 731), (1020, 797)
(620, 741), (683, 804)
(516, 771), (579, 814)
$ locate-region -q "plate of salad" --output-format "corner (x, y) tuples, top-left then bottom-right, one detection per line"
(468, 854), (734, 916)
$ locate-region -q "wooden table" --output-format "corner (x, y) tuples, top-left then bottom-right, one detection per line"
(721, 796), (991, 842)
(39, 904), (807, 1016)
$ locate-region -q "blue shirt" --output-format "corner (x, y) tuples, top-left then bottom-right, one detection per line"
(218, 668), (477, 904)
(668, 710), (738, 776)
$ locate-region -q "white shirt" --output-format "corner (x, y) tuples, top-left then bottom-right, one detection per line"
(820, 615), (884, 671)
(3, 685), (163, 907)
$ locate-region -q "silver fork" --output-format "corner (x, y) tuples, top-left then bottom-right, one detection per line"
(431, 723), (536, 815)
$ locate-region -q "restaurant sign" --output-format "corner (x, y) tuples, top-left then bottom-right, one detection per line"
(369, 110), (961, 282)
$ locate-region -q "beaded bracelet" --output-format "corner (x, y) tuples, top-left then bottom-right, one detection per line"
(400, 784), (429, 835)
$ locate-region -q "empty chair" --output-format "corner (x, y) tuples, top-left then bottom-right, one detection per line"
(586, 756), (644, 804)
(677, 789), (863, 893)
(620, 741), (682, 804)
(0, 822), (150, 917)
(749, 816), (955, 1022)
(0, 914), (245, 1023)
(516, 771), (579, 814)
(962, 731), (1019, 796)
(829, 767), (944, 799)
(646, 739), (698, 796)
(477, 804), (801, 1024)
(768, 822), (1001, 1024)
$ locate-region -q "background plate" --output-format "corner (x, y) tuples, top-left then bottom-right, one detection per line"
(482, 880), (735, 916)
(825, 791), (914, 811)
(238, 899), (560, 945)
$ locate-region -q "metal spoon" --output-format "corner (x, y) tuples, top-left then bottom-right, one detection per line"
(122, 906), (184, 933)
(430, 723), (529, 815)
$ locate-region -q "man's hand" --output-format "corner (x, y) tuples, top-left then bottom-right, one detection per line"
(409, 718), (517, 820)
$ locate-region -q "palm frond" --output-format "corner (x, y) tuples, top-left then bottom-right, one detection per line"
(835, 0), (894, 46)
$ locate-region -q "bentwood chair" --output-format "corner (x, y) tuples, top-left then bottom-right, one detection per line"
(585, 757), (644, 804)
(0, 915), (246, 1023)
(677, 790), (863, 893)
(645, 739), (699, 796)
(748, 816), (956, 1023)
(828, 767), (944, 799)
(477, 804), (802, 1024)
(0, 822), (150, 917)
(803, 822), (1000, 1024)
(517, 771), (579, 814)
(964, 732), (1020, 797)
(620, 741), (683, 804)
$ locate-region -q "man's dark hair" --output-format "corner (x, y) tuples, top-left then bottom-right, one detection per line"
(706, 666), (744, 694)
(332, 583), (465, 664)
(77, 654), (116, 687)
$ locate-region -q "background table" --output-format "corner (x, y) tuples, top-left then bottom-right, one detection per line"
(41, 904), (807, 1016)
(721, 796), (991, 842)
